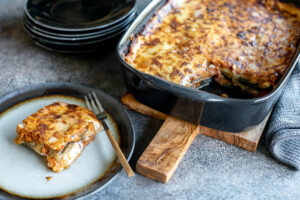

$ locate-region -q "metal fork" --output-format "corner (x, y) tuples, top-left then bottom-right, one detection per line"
(85, 92), (135, 177)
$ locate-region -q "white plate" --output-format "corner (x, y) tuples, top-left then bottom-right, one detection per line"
(0, 83), (135, 200)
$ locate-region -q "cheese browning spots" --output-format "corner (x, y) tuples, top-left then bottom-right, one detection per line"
(125, 0), (300, 96)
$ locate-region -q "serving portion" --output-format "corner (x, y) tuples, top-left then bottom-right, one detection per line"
(0, 83), (135, 200)
(124, 0), (300, 96)
(15, 102), (102, 172)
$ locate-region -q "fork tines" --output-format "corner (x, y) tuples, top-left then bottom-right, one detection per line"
(85, 92), (107, 121)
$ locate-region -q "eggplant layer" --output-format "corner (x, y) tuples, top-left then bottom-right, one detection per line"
(23, 126), (96, 172)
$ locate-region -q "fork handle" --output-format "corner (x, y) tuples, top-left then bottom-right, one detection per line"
(104, 128), (135, 177)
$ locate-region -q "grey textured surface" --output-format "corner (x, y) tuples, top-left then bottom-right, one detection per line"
(0, 0), (300, 200)
(266, 63), (300, 170)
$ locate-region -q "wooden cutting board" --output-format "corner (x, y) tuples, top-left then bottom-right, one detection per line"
(121, 93), (269, 183)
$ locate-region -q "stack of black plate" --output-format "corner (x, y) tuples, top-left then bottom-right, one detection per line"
(23, 0), (136, 53)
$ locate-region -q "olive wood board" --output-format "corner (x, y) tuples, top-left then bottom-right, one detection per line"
(121, 93), (269, 183)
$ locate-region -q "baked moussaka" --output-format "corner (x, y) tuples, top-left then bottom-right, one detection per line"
(124, 0), (300, 96)
(15, 102), (102, 172)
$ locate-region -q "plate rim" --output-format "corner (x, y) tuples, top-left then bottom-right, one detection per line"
(23, 22), (129, 46)
(23, 13), (135, 41)
(0, 82), (135, 200)
(23, 11), (136, 38)
(24, 0), (136, 32)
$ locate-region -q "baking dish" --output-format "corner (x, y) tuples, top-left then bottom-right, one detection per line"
(117, 0), (300, 132)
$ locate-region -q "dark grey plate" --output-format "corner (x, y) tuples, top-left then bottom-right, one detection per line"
(30, 35), (122, 53)
(23, 21), (129, 46)
(0, 82), (135, 200)
(23, 12), (136, 41)
(25, 0), (136, 31)
(23, 11), (136, 38)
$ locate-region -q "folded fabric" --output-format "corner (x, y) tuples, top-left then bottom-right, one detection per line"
(266, 61), (300, 170)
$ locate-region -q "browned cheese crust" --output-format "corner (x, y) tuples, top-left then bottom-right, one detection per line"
(124, 0), (300, 95)
(15, 102), (102, 172)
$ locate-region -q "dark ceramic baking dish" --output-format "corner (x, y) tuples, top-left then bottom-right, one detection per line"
(117, 0), (300, 132)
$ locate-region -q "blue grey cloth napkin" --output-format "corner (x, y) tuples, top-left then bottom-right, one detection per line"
(266, 61), (300, 170)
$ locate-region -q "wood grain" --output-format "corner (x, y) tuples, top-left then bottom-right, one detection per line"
(134, 96), (203, 183)
(199, 116), (268, 152)
(136, 116), (199, 183)
(105, 128), (135, 177)
(121, 93), (268, 183)
(121, 94), (168, 120)
(121, 93), (268, 152)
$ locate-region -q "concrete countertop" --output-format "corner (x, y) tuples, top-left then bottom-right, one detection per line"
(0, 0), (299, 199)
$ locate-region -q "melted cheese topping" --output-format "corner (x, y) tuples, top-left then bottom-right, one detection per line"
(125, 0), (300, 95)
(15, 102), (101, 151)
(15, 102), (102, 172)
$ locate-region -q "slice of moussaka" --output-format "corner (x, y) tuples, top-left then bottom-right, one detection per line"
(124, 0), (300, 96)
(15, 102), (102, 172)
